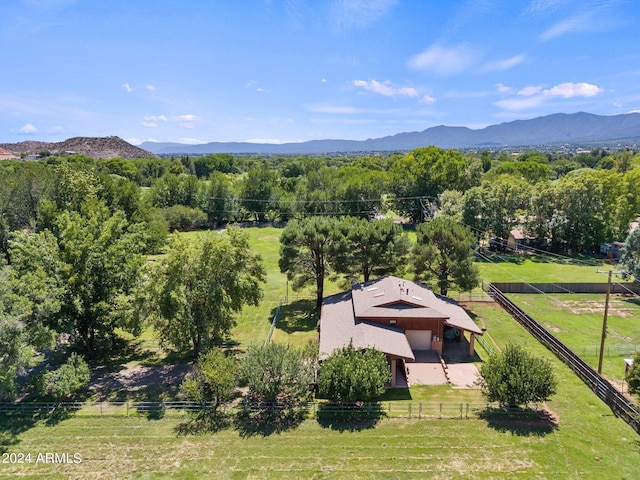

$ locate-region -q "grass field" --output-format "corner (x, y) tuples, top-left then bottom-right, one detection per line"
(507, 293), (640, 385)
(4, 227), (638, 478)
(476, 253), (609, 284)
(2, 301), (639, 479)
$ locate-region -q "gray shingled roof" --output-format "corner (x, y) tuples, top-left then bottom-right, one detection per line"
(319, 276), (482, 360)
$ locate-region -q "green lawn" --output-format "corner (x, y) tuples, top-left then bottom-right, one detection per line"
(3, 230), (640, 478)
(506, 293), (640, 385)
(476, 253), (609, 284)
(2, 300), (639, 479)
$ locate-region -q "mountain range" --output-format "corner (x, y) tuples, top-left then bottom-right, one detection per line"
(141, 112), (640, 155)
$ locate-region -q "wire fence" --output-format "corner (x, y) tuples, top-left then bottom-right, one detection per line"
(0, 400), (543, 421)
(488, 283), (640, 434)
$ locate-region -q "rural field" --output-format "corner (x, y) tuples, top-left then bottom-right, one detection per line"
(2, 226), (639, 479)
(507, 292), (640, 386)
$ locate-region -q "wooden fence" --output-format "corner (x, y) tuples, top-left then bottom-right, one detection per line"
(488, 283), (640, 434)
(0, 400), (539, 421)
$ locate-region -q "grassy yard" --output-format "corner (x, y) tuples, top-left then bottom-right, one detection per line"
(5, 227), (635, 478)
(476, 253), (609, 284)
(2, 301), (639, 479)
(506, 293), (640, 386)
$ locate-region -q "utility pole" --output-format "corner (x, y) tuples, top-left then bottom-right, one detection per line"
(596, 269), (623, 374)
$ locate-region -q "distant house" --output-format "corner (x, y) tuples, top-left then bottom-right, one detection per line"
(507, 228), (549, 251)
(319, 276), (483, 387)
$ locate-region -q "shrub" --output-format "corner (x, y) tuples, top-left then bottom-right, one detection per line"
(238, 343), (314, 404)
(181, 348), (237, 408)
(318, 343), (390, 403)
(36, 352), (91, 399)
(478, 342), (557, 407)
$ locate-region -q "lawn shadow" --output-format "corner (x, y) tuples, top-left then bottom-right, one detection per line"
(0, 414), (38, 454)
(378, 388), (412, 401)
(234, 404), (308, 438)
(316, 402), (386, 432)
(272, 299), (318, 334)
(478, 406), (558, 437)
(174, 410), (231, 436)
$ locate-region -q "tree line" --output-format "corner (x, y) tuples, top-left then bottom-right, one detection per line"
(1, 145), (639, 402)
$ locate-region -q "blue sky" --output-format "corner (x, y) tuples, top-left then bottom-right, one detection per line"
(1, 0), (638, 145)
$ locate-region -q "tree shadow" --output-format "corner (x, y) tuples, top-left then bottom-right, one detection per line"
(378, 388), (412, 401)
(0, 402), (84, 453)
(316, 402), (386, 432)
(234, 403), (308, 438)
(174, 409), (231, 436)
(0, 414), (38, 454)
(272, 299), (318, 334)
(478, 406), (559, 437)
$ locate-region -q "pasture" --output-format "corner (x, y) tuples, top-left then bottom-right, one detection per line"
(3, 226), (639, 479)
(2, 301), (639, 479)
(506, 293), (640, 386)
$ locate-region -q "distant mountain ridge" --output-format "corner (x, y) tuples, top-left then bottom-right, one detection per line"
(0, 136), (157, 159)
(141, 112), (640, 155)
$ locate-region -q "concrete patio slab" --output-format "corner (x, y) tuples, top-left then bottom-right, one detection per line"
(406, 350), (447, 385)
(446, 362), (480, 388)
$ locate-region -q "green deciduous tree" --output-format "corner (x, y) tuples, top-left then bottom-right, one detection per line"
(181, 348), (237, 408)
(622, 227), (640, 281)
(412, 217), (480, 296)
(9, 202), (147, 358)
(279, 216), (342, 310)
(479, 342), (557, 407)
(625, 352), (640, 396)
(152, 228), (265, 358)
(238, 343), (315, 405)
(318, 343), (390, 402)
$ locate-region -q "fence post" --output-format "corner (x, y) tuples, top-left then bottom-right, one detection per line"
(439, 402), (442, 419)
(419, 402), (422, 419)
(408, 403), (412, 419)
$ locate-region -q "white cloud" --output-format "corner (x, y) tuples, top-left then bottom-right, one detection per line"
(19, 123), (38, 134)
(495, 95), (546, 111)
(543, 82), (603, 98)
(146, 84), (156, 91)
(539, 3), (627, 41)
(525, 0), (570, 15)
(353, 79), (418, 98)
(142, 114), (201, 128)
(518, 85), (543, 96)
(420, 95), (436, 105)
(495, 83), (514, 94)
(332, 0), (397, 30)
(321, 78), (327, 83)
(122, 83), (133, 93)
(481, 54), (525, 72)
(496, 81), (604, 110)
(407, 44), (478, 75)
(178, 137), (204, 145)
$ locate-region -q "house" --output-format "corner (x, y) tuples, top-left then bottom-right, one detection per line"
(319, 276), (483, 387)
